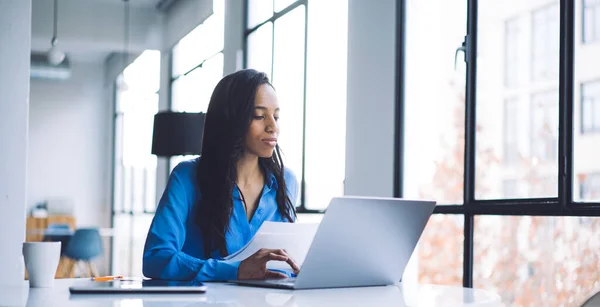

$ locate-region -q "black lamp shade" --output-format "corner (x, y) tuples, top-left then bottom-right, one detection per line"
(151, 112), (205, 157)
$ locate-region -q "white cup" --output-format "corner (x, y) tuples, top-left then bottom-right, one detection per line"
(22, 242), (61, 288)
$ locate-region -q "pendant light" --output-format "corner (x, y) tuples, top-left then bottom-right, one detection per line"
(47, 0), (65, 65)
(117, 0), (130, 91)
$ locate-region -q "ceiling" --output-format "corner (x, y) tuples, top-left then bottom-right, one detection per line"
(31, 0), (165, 63)
(83, 0), (161, 9)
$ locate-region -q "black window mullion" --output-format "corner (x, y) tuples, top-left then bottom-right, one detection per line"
(463, 214), (474, 288)
(464, 1), (477, 208)
(559, 0), (575, 210)
(245, 0), (306, 36)
(394, 0), (406, 198)
(463, 0), (478, 289)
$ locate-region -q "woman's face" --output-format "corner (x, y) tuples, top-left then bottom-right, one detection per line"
(244, 84), (280, 158)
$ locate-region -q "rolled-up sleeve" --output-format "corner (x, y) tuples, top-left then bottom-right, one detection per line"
(142, 166), (241, 281)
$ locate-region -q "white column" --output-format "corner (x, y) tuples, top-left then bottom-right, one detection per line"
(155, 51), (172, 205)
(0, 0), (31, 293)
(345, 0), (397, 197)
(223, 0), (244, 75)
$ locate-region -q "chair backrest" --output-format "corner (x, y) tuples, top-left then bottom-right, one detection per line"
(64, 228), (103, 261)
(44, 223), (73, 236)
(582, 291), (600, 307)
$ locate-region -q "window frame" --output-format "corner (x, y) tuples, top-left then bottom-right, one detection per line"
(396, 0), (600, 289)
(244, 0), (600, 290)
(582, 0), (600, 43)
(581, 79), (600, 134)
(244, 0), (322, 214)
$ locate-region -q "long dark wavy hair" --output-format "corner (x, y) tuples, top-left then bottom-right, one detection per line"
(196, 69), (296, 258)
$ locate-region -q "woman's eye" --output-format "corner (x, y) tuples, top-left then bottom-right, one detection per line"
(274, 116), (279, 121)
(253, 115), (265, 120)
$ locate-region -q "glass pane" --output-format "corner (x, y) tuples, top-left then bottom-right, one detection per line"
(172, 53), (223, 114)
(112, 213), (154, 277)
(272, 6), (305, 179)
(172, 24), (205, 77)
(403, 0), (466, 204)
(531, 4), (559, 82)
(248, 0), (273, 29)
(171, 68), (207, 113)
(303, 0), (348, 210)
(274, 0), (296, 13)
(202, 52), (225, 105)
(583, 0), (600, 43)
(201, 0), (225, 60)
(120, 92), (159, 213)
(475, 216), (600, 306)
(122, 50), (160, 93)
(574, 0), (600, 203)
(476, 0), (559, 199)
(247, 22), (273, 79)
(404, 215), (464, 286)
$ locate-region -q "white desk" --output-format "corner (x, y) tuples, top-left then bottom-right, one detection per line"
(0, 278), (503, 307)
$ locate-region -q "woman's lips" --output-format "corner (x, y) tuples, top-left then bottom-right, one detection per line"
(262, 138), (277, 147)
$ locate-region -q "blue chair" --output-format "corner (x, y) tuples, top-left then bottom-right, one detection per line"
(42, 223), (73, 255)
(64, 228), (103, 277)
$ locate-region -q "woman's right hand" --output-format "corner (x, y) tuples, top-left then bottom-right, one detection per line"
(237, 248), (300, 280)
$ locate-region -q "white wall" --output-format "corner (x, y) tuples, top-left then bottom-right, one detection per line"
(0, 0), (31, 293)
(28, 62), (111, 228)
(345, 0), (397, 197)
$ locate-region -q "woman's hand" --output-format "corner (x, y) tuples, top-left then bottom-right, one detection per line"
(237, 248), (300, 280)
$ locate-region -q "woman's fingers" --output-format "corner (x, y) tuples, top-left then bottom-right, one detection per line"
(259, 249), (300, 274)
(264, 252), (288, 262)
(264, 270), (288, 279)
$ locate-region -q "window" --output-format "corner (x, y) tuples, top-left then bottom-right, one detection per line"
(581, 173), (600, 201)
(114, 51), (160, 214)
(531, 4), (559, 82)
(170, 0), (225, 170)
(112, 50), (161, 276)
(583, 0), (600, 43)
(581, 80), (600, 133)
(504, 17), (526, 88)
(530, 90), (559, 162)
(245, 0), (348, 210)
(503, 98), (520, 165)
(474, 216), (600, 306)
(502, 179), (518, 198)
(402, 0), (600, 304)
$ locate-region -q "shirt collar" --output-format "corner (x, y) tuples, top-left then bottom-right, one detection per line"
(266, 172), (278, 191)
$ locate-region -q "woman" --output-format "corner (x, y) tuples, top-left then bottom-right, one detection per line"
(143, 69), (300, 281)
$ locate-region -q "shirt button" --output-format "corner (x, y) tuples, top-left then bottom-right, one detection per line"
(258, 209), (264, 215)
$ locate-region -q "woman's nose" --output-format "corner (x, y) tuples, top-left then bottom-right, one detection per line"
(265, 116), (277, 132)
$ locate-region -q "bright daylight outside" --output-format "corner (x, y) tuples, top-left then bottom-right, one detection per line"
(405, 0), (600, 305)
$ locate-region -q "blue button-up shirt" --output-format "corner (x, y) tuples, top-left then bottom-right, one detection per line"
(142, 158), (299, 281)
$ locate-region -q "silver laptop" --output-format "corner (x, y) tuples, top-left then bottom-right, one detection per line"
(232, 196), (436, 289)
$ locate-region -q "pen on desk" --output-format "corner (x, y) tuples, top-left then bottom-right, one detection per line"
(92, 275), (123, 281)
